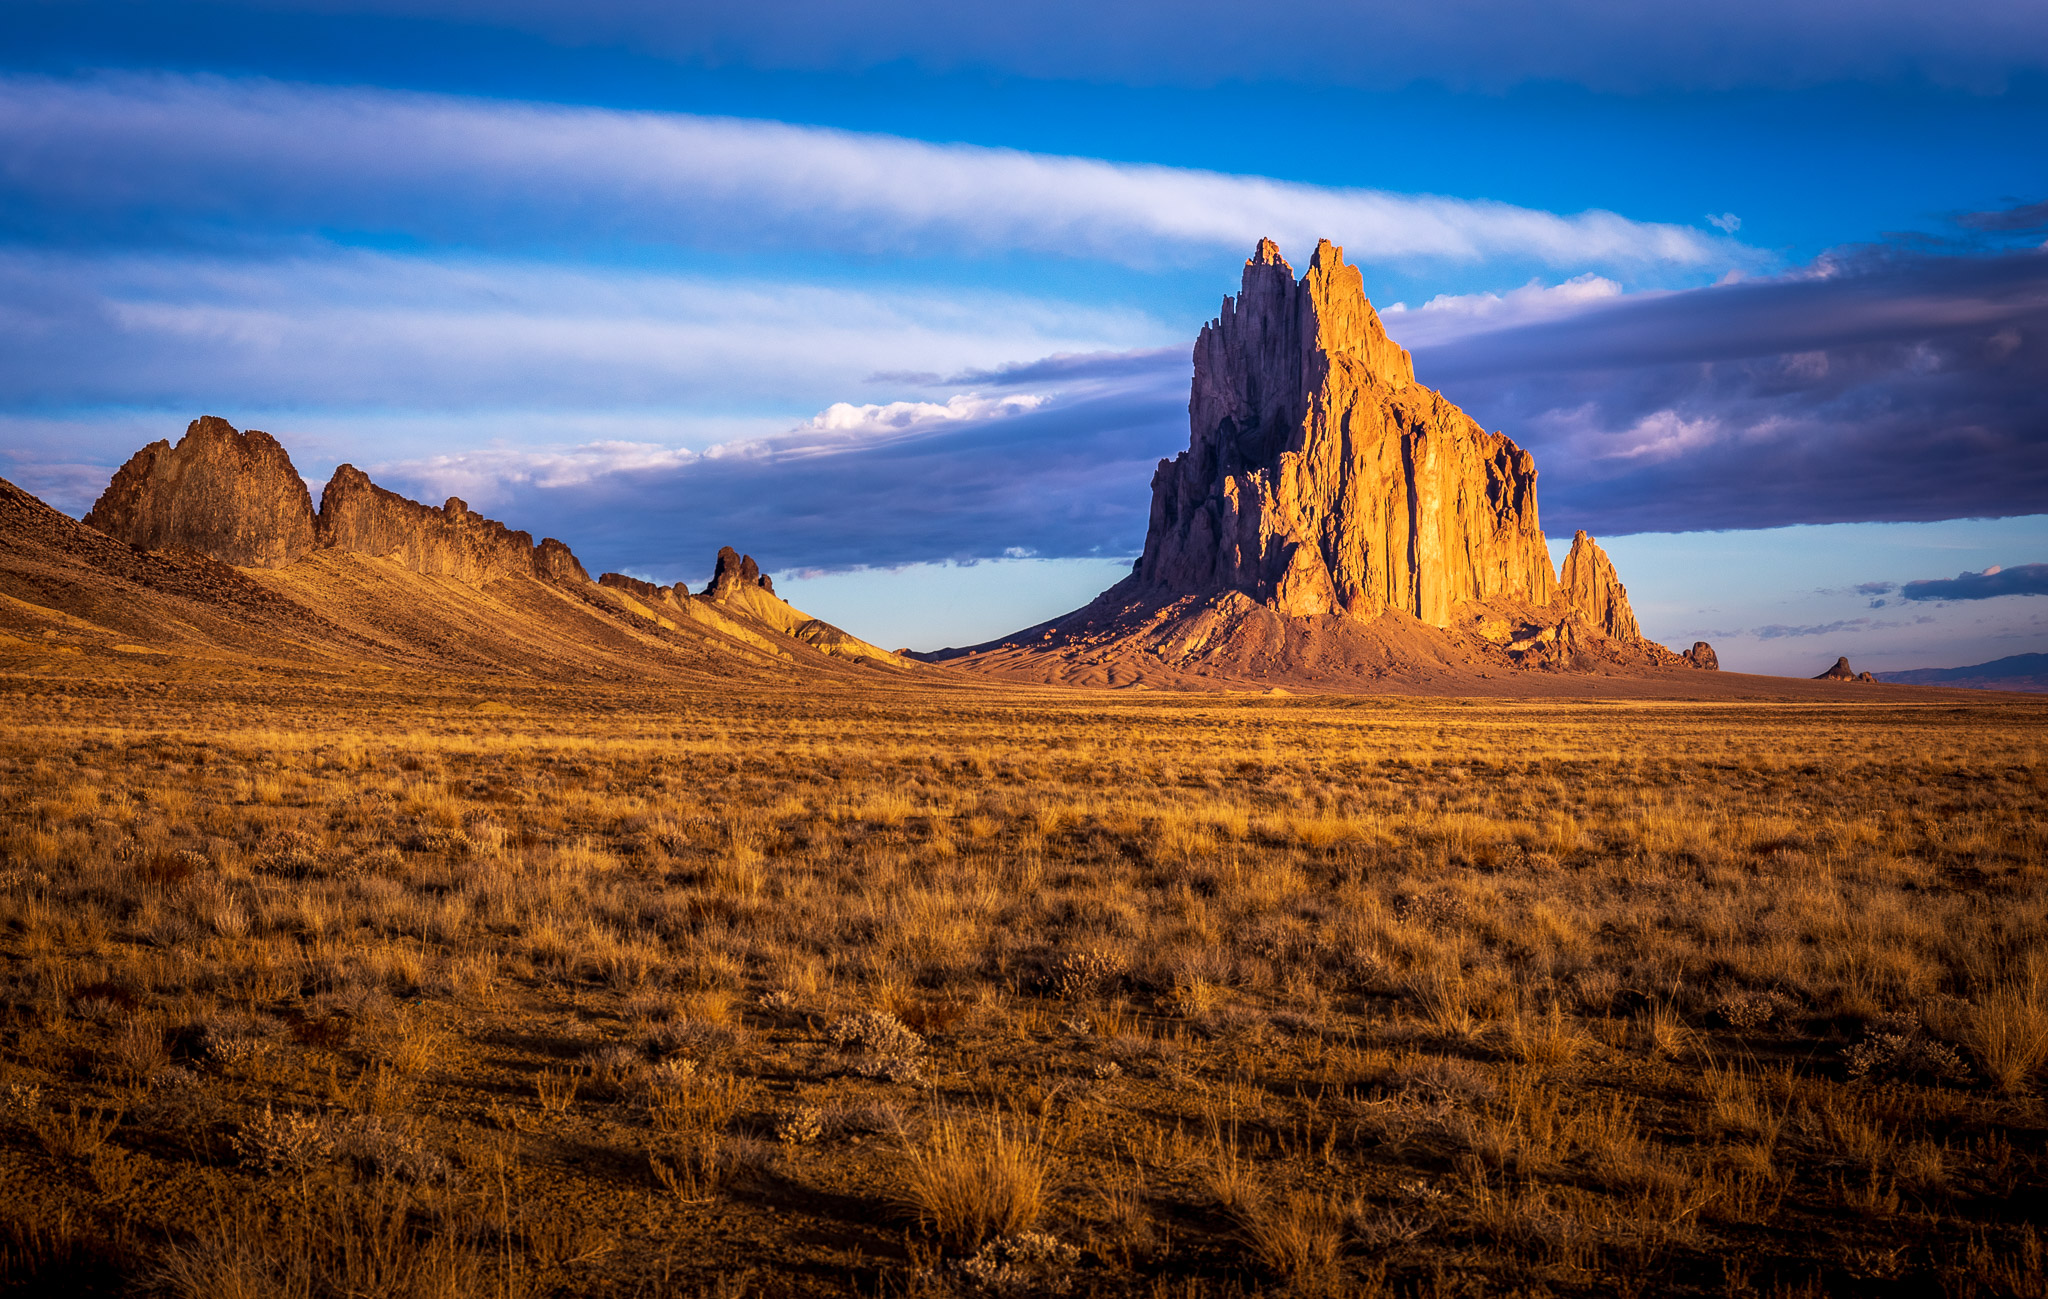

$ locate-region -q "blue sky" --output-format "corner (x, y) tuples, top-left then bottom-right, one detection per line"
(2, 0), (2044, 674)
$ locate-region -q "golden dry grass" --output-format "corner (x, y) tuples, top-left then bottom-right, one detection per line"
(0, 672), (2042, 1296)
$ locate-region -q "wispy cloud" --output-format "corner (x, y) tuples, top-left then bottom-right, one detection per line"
(1900, 563), (2048, 601)
(0, 246), (1158, 410)
(0, 73), (1743, 271)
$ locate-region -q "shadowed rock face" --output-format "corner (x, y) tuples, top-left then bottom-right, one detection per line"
(316, 465), (539, 584)
(84, 417), (317, 569)
(1816, 656), (1859, 681)
(1132, 238), (1553, 626)
(1686, 642), (1720, 670)
(85, 416), (596, 586)
(1558, 531), (1642, 643)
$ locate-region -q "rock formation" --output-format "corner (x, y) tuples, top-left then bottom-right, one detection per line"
(1815, 656), (1859, 681)
(709, 547), (776, 598)
(1558, 531), (1641, 642)
(84, 417), (317, 569)
(316, 465), (539, 585)
(931, 238), (1704, 689)
(1129, 238), (1553, 626)
(83, 417), (597, 587)
(533, 537), (591, 586)
(1685, 642), (1719, 671)
(599, 572), (687, 604)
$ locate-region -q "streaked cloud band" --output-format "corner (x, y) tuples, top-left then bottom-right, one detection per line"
(0, 74), (1740, 271)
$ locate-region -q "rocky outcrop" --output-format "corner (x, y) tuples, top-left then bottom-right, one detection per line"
(1816, 656), (1859, 681)
(1558, 531), (1642, 642)
(1685, 642), (1719, 670)
(599, 572), (687, 604)
(533, 538), (591, 586)
(708, 546), (776, 598)
(84, 417), (316, 569)
(316, 465), (539, 584)
(1128, 238), (1553, 626)
(85, 417), (596, 587)
(314, 463), (592, 587)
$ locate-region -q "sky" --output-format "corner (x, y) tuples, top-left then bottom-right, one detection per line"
(1, 0), (2044, 674)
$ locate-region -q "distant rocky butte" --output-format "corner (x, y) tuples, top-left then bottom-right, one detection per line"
(931, 239), (1710, 686)
(88, 418), (592, 586)
(1814, 656), (1876, 683)
(81, 416), (906, 669)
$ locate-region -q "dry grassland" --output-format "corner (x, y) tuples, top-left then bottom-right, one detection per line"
(0, 678), (2043, 1297)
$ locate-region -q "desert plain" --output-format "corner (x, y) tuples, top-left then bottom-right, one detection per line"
(0, 653), (2044, 1297)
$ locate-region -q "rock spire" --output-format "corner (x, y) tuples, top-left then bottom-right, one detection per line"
(1558, 531), (1642, 642)
(1131, 239), (1553, 626)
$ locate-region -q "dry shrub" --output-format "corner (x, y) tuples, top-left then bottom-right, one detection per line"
(1233, 1189), (1349, 1295)
(33, 1101), (123, 1161)
(893, 1113), (1045, 1251)
(1961, 977), (2048, 1095)
(1503, 1003), (1590, 1071)
(154, 1182), (503, 1299)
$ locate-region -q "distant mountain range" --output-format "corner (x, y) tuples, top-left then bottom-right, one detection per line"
(1876, 653), (2048, 693)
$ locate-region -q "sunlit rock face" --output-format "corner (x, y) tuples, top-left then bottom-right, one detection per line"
(1131, 238), (1554, 627)
(316, 465), (546, 585)
(85, 417), (317, 569)
(1558, 530), (1642, 643)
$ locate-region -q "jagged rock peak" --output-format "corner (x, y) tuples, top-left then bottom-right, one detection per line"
(1128, 237), (1552, 627)
(533, 538), (591, 586)
(317, 465), (541, 586)
(1685, 642), (1719, 671)
(1815, 656), (1859, 681)
(709, 546), (776, 597)
(84, 416), (316, 569)
(1558, 531), (1642, 643)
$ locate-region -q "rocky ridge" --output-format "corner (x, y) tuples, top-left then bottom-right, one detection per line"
(77, 417), (906, 672)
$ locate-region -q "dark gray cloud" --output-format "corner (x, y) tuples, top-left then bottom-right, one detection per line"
(1856, 581), (1897, 595)
(1416, 245), (2048, 535)
(375, 364), (1192, 583)
(1900, 563), (2048, 601)
(1958, 200), (2048, 235)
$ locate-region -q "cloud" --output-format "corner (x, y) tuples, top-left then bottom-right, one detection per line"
(1957, 200), (2048, 235)
(0, 246), (1160, 410)
(1753, 620), (1872, 640)
(791, 393), (1045, 439)
(1415, 243), (2048, 534)
(1379, 274), (1626, 346)
(1900, 562), (2048, 600)
(1855, 581), (1897, 595)
(365, 361), (1189, 580)
(1706, 213), (1742, 234)
(0, 73), (1739, 271)
(179, 0), (2048, 93)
